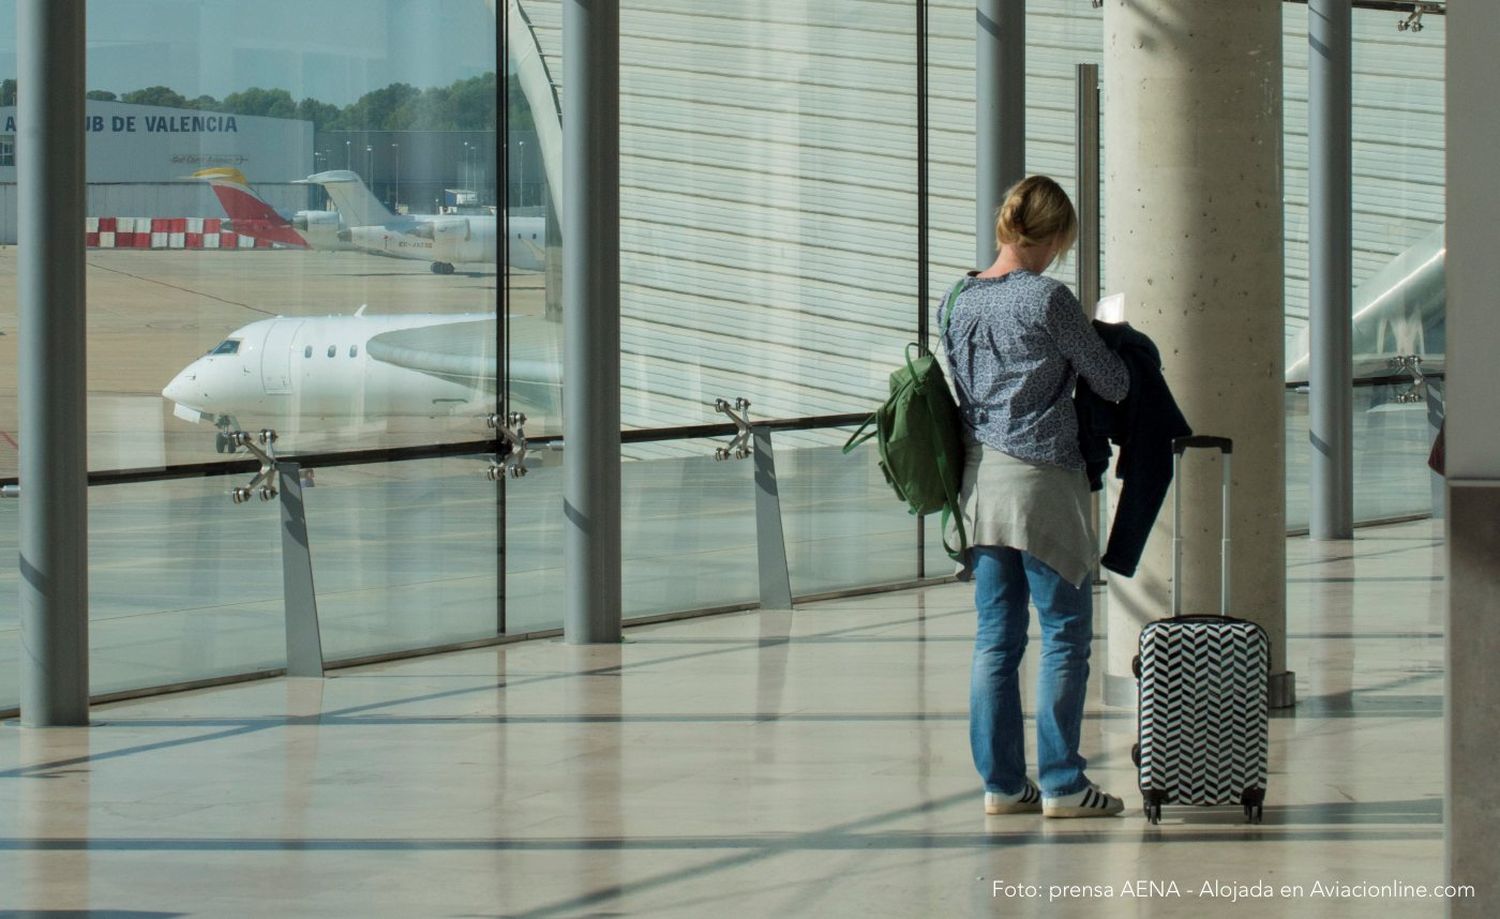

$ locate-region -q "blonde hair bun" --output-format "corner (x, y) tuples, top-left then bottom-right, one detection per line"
(996, 175), (1078, 254)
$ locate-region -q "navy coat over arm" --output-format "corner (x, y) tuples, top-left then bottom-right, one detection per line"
(1075, 320), (1193, 578)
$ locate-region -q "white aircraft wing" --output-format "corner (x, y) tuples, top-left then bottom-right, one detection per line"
(365, 319), (562, 410)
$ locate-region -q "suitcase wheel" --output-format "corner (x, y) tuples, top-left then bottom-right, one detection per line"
(1130, 743), (1140, 768)
(1240, 789), (1266, 825)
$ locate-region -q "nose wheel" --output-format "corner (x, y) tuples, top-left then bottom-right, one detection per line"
(213, 415), (243, 453)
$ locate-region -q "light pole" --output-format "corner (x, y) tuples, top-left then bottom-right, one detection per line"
(462, 140), (471, 192)
(391, 141), (399, 209)
(517, 138), (525, 207)
(365, 144), (372, 185)
(345, 139), (351, 169)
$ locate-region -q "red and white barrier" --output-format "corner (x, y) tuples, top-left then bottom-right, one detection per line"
(87, 216), (274, 250)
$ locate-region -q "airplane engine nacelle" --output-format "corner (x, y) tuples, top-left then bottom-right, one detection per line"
(291, 210), (344, 249)
(412, 218), (471, 243)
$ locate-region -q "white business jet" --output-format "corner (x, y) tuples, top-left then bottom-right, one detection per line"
(162, 308), (558, 452)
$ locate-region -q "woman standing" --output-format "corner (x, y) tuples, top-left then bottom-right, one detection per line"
(941, 175), (1129, 818)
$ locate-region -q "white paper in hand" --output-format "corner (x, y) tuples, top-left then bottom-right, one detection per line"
(1094, 292), (1125, 323)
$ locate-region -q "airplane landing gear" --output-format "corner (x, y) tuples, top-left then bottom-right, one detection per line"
(213, 414), (243, 454)
(430, 261), (456, 275)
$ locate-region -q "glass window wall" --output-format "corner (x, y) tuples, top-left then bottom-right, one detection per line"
(0, 1), (1453, 714)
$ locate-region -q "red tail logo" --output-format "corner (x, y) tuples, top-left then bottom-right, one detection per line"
(203, 181), (309, 249)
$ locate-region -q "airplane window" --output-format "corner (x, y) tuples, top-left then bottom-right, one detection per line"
(304, 346), (313, 358)
(209, 339), (241, 356)
(326, 345), (336, 358)
(349, 345), (359, 358)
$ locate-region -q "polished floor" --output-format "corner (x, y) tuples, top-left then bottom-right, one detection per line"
(0, 520), (1449, 917)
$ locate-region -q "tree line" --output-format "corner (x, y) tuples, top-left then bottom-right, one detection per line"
(0, 72), (534, 133)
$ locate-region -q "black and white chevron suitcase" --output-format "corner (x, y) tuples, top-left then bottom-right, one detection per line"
(1130, 436), (1270, 825)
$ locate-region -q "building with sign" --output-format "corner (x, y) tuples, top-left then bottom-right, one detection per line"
(0, 99), (313, 242)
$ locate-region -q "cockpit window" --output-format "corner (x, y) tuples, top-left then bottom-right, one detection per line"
(210, 339), (241, 356)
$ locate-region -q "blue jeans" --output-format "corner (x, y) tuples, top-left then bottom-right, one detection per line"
(969, 546), (1093, 797)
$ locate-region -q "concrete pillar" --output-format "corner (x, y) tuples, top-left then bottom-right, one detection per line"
(18, 0), (89, 727)
(1101, 1), (1293, 708)
(1445, 2), (1500, 908)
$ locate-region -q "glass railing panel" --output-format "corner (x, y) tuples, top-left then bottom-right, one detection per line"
(779, 429), (920, 597)
(301, 456), (501, 661)
(1287, 380), (1440, 532)
(621, 440), (761, 617)
(1352, 381), (1440, 522)
(88, 475), (285, 696)
(502, 448), (564, 635)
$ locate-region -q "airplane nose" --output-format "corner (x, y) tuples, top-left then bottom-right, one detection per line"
(162, 368), (196, 404)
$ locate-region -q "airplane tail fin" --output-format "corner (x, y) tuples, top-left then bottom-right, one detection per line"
(299, 170), (393, 228)
(189, 168), (309, 248)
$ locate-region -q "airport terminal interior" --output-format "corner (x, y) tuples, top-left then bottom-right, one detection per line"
(1, 0), (1497, 916)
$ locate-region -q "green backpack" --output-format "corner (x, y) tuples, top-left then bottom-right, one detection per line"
(843, 280), (969, 560)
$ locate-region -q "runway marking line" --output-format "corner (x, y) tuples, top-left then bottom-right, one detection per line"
(86, 260), (278, 316)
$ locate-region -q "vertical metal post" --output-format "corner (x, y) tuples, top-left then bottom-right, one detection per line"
(562, 0), (622, 643)
(276, 463), (325, 678)
(1075, 64), (1101, 310)
(976, 0), (1025, 267)
(1309, 0), (1354, 539)
(18, 0), (89, 727)
(916, 0), (929, 578)
(498, 3), (510, 635)
(751, 428), (794, 611)
(1077, 63), (1105, 584)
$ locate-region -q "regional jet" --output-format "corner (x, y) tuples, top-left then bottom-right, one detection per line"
(299, 169), (545, 274)
(191, 167), (353, 251)
(195, 167), (546, 273)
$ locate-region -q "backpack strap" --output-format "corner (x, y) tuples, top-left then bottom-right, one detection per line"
(841, 412), (879, 454)
(933, 434), (968, 561)
(938, 277), (966, 339)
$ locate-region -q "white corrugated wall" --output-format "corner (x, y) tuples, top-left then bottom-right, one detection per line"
(514, 0), (1446, 424)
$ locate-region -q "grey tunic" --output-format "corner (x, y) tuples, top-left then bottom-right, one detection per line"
(947, 442), (1097, 588)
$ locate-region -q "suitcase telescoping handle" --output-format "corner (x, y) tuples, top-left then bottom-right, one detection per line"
(1171, 435), (1233, 618)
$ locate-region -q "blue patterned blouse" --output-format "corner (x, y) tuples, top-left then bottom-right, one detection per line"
(939, 270), (1128, 471)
